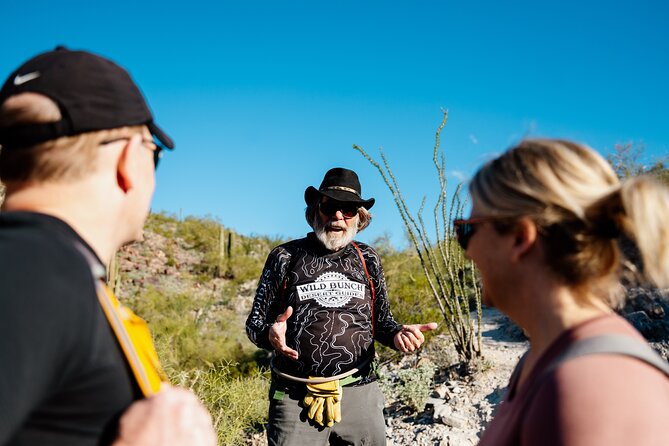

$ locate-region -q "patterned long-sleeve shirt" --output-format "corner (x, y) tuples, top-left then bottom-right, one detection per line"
(246, 232), (402, 378)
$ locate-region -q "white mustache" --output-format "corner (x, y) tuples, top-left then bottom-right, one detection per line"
(326, 222), (347, 230)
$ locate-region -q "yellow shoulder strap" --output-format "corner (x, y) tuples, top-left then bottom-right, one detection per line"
(96, 282), (168, 396)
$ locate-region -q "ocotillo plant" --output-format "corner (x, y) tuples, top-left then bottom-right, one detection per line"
(354, 110), (482, 362)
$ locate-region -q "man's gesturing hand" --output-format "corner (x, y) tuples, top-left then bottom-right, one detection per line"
(393, 322), (438, 353)
(269, 306), (299, 360)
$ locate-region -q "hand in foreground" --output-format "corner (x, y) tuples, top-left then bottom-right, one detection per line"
(113, 384), (216, 446)
(394, 322), (438, 353)
(269, 306), (299, 360)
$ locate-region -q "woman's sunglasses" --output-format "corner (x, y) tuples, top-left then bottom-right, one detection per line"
(453, 217), (497, 250)
(319, 201), (359, 219)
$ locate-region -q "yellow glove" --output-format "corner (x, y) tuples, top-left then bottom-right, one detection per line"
(302, 379), (342, 427)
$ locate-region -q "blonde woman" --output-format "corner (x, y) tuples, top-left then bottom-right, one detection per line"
(455, 139), (669, 446)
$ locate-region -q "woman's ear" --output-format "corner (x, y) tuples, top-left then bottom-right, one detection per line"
(510, 217), (538, 262)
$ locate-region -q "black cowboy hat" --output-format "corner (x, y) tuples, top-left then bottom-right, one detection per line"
(304, 167), (375, 209)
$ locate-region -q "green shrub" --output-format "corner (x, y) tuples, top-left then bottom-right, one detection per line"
(126, 288), (257, 372)
(607, 142), (669, 185)
(173, 363), (270, 446)
(380, 363), (436, 412)
(145, 211), (179, 238)
(380, 247), (442, 326)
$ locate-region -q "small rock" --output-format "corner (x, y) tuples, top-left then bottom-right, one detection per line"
(416, 357), (434, 368)
(432, 384), (449, 398)
(425, 397), (444, 407)
(439, 412), (467, 429)
(433, 403), (452, 419)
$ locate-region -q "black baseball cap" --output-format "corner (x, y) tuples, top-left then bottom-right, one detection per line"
(0, 46), (174, 150)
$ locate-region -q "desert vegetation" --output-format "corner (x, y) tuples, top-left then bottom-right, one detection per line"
(112, 214), (276, 444)
(607, 142), (669, 184)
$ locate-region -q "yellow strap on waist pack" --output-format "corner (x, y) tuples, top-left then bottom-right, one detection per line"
(96, 282), (168, 396)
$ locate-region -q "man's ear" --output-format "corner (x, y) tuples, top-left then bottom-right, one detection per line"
(116, 140), (135, 193)
(510, 217), (538, 262)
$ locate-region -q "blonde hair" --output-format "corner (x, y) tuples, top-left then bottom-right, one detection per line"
(470, 139), (669, 302)
(0, 93), (142, 183)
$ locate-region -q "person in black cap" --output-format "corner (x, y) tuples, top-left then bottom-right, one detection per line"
(0, 47), (215, 446)
(246, 167), (437, 445)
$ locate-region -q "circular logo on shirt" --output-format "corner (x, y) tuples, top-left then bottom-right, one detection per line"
(296, 272), (366, 308)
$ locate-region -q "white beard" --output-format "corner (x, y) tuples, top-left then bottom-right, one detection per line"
(313, 214), (358, 251)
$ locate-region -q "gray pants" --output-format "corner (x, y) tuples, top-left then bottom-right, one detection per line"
(267, 379), (386, 446)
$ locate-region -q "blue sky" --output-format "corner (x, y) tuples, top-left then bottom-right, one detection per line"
(2, 1), (667, 247)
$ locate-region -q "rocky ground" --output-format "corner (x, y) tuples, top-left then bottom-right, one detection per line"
(379, 309), (527, 446)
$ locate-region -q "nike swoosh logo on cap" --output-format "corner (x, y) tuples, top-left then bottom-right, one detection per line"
(13, 71), (41, 86)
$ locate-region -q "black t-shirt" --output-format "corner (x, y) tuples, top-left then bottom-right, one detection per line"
(246, 233), (402, 378)
(0, 212), (140, 446)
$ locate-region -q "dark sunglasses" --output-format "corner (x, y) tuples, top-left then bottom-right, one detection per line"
(318, 200), (359, 219)
(453, 216), (498, 250)
(100, 136), (163, 168)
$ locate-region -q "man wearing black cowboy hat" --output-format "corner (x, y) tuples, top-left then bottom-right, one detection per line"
(246, 168), (437, 445)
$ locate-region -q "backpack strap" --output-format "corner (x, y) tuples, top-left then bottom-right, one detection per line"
(96, 282), (168, 396)
(73, 242), (167, 396)
(522, 334), (669, 413)
(512, 334), (669, 442)
(350, 241), (375, 336)
(549, 335), (669, 377)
